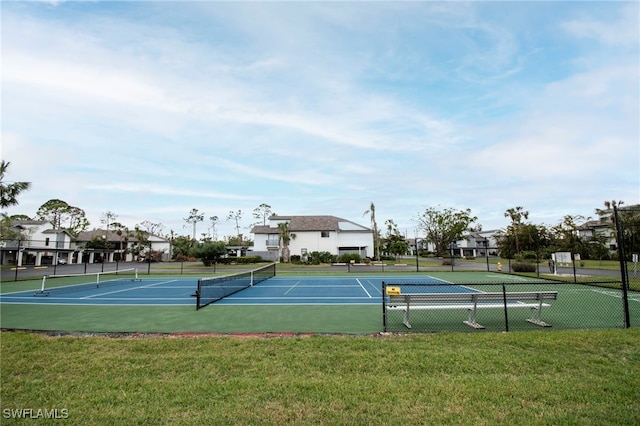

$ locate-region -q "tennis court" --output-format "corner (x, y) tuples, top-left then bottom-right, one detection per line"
(0, 269), (473, 307)
(1, 266), (637, 333)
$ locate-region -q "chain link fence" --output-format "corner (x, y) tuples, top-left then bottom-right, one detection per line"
(382, 205), (639, 333)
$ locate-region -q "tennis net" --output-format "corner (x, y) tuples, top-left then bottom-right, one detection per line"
(34, 268), (140, 296)
(196, 263), (276, 309)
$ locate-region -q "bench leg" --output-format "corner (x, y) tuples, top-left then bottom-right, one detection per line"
(402, 308), (412, 329)
(463, 307), (485, 329)
(526, 307), (551, 327)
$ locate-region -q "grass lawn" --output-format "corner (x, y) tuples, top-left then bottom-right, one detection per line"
(1, 329), (639, 425)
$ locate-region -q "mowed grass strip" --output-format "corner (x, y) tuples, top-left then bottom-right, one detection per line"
(2, 329), (639, 425)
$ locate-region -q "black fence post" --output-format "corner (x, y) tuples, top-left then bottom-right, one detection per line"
(382, 281), (387, 332)
(502, 284), (509, 332)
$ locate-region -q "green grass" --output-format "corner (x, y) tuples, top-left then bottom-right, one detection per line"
(1, 329), (639, 425)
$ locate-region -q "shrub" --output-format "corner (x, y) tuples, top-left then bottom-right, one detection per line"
(217, 256), (264, 265)
(517, 251), (538, 261)
(307, 251), (334, 264)
(512, 261), (536, 272)
(339, 253), (361, 263)
(174, 255), (196, 262)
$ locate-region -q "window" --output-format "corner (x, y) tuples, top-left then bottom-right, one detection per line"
(45, 238), (50, 246)
(321, 231), (330, 238)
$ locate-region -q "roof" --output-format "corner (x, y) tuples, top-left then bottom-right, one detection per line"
(75, 229), (167, 243)
(251, 215), (371, 234)
(11, 219), (51, 228)
(578, 220), (612, 230)
(468, 232), (487, 242)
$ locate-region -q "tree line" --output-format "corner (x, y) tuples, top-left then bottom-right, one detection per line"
(2, 161), (638, 263)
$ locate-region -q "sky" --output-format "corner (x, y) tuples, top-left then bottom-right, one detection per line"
(2, 1), (639, 240)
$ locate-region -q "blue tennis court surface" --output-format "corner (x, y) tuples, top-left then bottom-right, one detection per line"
(0, 275), (481, 306)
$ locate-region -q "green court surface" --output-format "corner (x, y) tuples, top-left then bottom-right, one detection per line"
(1, 271), (637, 334)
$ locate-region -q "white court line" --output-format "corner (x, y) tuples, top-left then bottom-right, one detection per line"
(82, 279), (180, 299)
(284, 280), (302, 295)
(592, 288), (640, 302)
(363, 279), (383, 295)
(356, 278), (372, 298)
(485, 275), (530, 281)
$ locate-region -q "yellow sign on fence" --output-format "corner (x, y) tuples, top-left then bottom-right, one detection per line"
(386, 286), (401, 296)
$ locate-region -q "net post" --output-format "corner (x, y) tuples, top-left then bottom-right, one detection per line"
(196, 278), (202, 310)
(40, 276), (47, 293)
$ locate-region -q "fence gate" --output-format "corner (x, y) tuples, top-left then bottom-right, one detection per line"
(614, 205), (640, 328)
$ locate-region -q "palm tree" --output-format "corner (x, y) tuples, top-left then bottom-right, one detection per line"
(504, 206), (529, 254)
(363, 202), (380, 261)
(278, 222), (296, 263)
(595, 200), (624, 222)
(0, 161), (31, 208)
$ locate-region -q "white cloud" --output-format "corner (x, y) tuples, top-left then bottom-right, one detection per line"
(1, 2), (638, 237)
(562, 3), (639, 46)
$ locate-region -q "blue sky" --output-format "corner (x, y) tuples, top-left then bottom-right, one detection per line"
(2, 1), (639, 239)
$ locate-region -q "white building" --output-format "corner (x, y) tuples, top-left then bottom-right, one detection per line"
(577, 220), (618, 252)
(251, 215), (374, 261)
(1, 220), (171, 266)
(75, 230), (171, 262)
(1, 220), (75, 266)
(452, 230), (500, 258)
(409, 230), (500, 258)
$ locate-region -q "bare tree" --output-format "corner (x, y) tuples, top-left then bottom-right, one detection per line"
(209, 215), (219, 240)
(184, 208), (204, 240)
(227, 209), (243, 239)
(139, 220), (164, 236)
(253, 203), (275, 226)
(101, 211), (118, 231)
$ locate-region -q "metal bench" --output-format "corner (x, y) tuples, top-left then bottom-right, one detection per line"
(386, 291), (558, 329)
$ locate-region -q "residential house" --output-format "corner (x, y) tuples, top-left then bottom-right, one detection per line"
(453, 230), (500, 258)
(75, 230), (171, 262)
(251, 215), (374, 261)
(1, 220), (75, 266)
(577, 220), (617, 252)
(1, 221), (171, 267)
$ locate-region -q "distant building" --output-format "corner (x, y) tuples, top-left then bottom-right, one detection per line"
(1, 220), (170, 266)
(251, 215), (374, 261)
(0, 220), (75, 266)
(75, 230), (171, 262)
(577, 220), (617, 252)
(409, 230), (500, 258)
